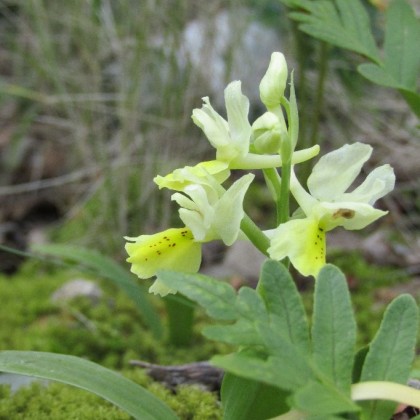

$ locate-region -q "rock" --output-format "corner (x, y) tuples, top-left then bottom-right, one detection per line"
(51, 279), (102, 304)
(202, 240), (267, 288)
(178, 8), (285, 108)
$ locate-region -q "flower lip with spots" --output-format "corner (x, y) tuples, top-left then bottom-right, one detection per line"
(268, 142), (395, 277)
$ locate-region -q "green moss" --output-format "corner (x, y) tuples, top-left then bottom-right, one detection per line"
(0, 369), (221, 420)
(0, 382), (130, 420)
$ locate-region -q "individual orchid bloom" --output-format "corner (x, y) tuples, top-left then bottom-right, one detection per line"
(268, 143), (395, 277)
(126, 172), (254, 296)
(192, 71), (320, 170)
(125, 227), (201, 296)
(192, 80), (251, 163)
(172, 173), (255, 246)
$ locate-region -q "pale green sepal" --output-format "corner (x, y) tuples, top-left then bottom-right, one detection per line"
(342, 164), (395, 205)
(154, 160), (229, 192)
(317, 202), (388, 231)
(225, 81), (252, 158)
(308, 143), (372, 201)
(174, 186), (216, 241)
(259, 52), (288, 110)
(213, 173), (254, 245)
(191, 97), (231, 156)
(173, 174), (254, 245)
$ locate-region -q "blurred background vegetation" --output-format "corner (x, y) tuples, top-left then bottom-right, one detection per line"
(0, 1), (418, 415)
(0, 0), (418, 265)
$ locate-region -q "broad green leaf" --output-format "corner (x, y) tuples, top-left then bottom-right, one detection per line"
(33, 244), (163, 338)
(360, 294), (419, 420)
(157, 270), (238, 320)
(257, 260), (310, 354)
(287, 0), (380, 62)
(0, 351), (178, 420)
(352, 346), (369, 384)
(204, 287), (268, 346)
(312, 265), (356, 393)
(400, 90), (420, 118)
(358, 0), (420, 95)
(203, 319), (262, 347)
(213, 350), (314, 392)
(291, 381), (359, 416)
(221, 371), (289, 420)
(357, 63), (403, 89)
(383, 0), (420, 90)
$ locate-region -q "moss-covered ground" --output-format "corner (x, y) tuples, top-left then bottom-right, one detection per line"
(0, 251), (418, 418)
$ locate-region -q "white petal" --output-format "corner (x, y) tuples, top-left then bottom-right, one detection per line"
(290, 169), (318, 216)
(308, 143), (372, 201)
(213, 173), (254, 245)
(316, 201), (388, 231)
(192, 97), (230, 149)
(342, 164), (395, 205)
(225, 81), (251, 158)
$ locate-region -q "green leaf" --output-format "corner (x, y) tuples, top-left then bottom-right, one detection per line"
(358, 0), (420, 92)
(352, 346), (369, 384)
(221, 371), (289, 420)
(360, 294), (419, 420)
(400, 89), (420, 118)
(157, 270), (238, 320)
(312, 265), (356, 393)
(287, 0), (380, 62)
(0, 351), (178, 420)
(383, 0), (420, 90)
(291, 381), (359, 416)
(213, 350), (314, 392)
(33, 243), (163, 338)
(257, 260), (310, 354)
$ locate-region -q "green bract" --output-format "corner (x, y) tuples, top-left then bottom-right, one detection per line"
(268, 142), (395, 277)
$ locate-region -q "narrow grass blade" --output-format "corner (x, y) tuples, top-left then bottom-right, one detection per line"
(0, 351), (178, 420)
(33, 244), (163, 338)
(312, 264), (356, 393)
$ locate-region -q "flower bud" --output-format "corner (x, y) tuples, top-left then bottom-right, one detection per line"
(259, 52), (288, 110)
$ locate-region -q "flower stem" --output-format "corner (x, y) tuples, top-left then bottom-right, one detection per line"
(263, 168), (282, 223)
(240, 214), (270, 257)
(278, 160), (291, 224)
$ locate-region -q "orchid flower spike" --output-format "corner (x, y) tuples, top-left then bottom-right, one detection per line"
(268, 143), (395, 277)
(192, 54), (319, 170)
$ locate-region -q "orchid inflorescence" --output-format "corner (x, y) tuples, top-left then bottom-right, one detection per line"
(125, 52), (395, 296)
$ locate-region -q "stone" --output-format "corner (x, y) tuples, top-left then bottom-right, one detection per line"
(51, 279), (102, 304)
